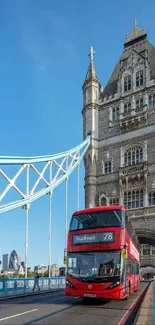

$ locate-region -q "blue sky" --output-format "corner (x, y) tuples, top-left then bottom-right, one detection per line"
(0, 0), (155, 269)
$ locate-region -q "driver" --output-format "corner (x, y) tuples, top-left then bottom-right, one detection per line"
(79, 255), (92, 275)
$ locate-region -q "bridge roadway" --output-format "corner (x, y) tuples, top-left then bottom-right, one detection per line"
(0, 283), (148, 325)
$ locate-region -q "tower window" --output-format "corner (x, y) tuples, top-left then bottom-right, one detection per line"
(136, 98), (143, 109)
(112, 107), (119, 121)
(124, 102), (131, 113)
(143, 249), (150, 255)
(149, 95), (155, 108)
(124, 189), (143, 209)
(104, 161), (112, 174)
(109, 198), (119, 205)
(124, 75), (131, 92)
(136, 70), (143, 87)
(149, 192), (155, 206)
(124, 146), (143, 165)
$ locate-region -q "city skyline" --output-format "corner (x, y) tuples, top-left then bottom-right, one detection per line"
(1, 248), (63, 276)
(0, 0), (155, 266)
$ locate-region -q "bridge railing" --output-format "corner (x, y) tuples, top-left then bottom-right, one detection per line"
(0, 277), (65, 298)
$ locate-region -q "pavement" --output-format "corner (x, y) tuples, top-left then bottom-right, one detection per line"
(0, 282), (148, 325)
(0, 289), (64, 301)
(135, 282), (153, 325)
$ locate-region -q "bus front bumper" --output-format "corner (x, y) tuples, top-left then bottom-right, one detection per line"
(65, 285), (125, 300)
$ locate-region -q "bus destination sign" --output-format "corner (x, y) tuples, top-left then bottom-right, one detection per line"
(73, 232), (114, 245)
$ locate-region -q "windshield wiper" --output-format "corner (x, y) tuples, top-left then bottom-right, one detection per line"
(113, 211), (121, 223)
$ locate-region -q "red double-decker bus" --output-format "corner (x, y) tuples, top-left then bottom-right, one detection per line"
(65, 206), (140, 300)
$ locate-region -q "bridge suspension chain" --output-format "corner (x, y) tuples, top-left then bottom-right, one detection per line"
(0, 136), (90, 213)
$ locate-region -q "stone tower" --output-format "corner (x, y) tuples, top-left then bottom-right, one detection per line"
(82, 47), (101, 208)
(82, 20), (155, 270)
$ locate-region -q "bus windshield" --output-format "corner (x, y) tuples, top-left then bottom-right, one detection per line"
(67, 251), (121, 280)
(70, 210), (124, 231)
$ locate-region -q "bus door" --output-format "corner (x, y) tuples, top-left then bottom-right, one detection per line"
(122, 248), (128, 296)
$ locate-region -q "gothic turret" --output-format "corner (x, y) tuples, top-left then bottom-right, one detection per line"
(82, 47), (101, 208)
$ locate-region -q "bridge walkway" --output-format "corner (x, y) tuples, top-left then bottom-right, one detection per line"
(135, 281), (153, 325)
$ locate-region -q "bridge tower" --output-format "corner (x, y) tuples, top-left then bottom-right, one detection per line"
(82, 47), (101, 208)
(82, 20), (155, 272)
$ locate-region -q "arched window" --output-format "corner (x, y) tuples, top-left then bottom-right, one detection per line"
(104, 161), (112, 173)
(136, 70), (143, 87)
(124, 189), (143, 209)
(136, 98), (143, 109)
(112, 107), (119, 121)
(149, 95), (155, 108)
(124, 75), (131, 92)
(124, 102), (131, 114)
(124, 146), (143, 165)
(101, 197), (107, 206)
(149, 192), (155, 206)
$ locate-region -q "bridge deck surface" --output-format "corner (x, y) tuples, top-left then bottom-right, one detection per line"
(136, 282), (153, 325)
(0, 283), (148, 325)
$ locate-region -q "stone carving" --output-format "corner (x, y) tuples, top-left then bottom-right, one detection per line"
(98, 192), (110, 206)
(112, 187), (116, 196)
(127, 209), (144, 217)
(126, 178), (144, 188)
(121, 164), (144, 175)
(148, 208), (155, 214)
(106, 150), (110, 159)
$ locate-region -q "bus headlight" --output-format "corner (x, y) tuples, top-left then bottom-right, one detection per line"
(108, 281), (120, 289)
(66, 279), (75, 288)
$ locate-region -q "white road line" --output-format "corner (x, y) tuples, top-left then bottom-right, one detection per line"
(0, 309), (38, 322)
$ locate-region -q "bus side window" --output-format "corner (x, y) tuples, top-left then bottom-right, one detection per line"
(128, 257), (134, 274)
(137, 264), (139, 274)
(127, 258), (132, 274)
(135, 263), (139, 275)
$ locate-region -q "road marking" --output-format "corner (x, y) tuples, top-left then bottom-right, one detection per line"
(0, 309), (38, 322)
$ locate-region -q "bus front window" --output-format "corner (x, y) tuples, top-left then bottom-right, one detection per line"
(67, 251), (121, 279)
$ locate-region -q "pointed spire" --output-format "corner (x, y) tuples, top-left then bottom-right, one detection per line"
(133, 18), (137, 29)
(83, 46), (100, 89)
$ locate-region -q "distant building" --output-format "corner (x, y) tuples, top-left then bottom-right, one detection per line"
(51, 264), (59, 276)
(18, 264), (24, 275)
(3, 250), (20, 272)
(9, 250), (19, 271)
(34, 265), (48, 274)
(3, 254), (10, 271)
